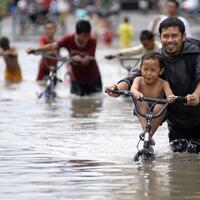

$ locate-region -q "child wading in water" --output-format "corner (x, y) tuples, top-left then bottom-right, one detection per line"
(130, 52), (176, 145)
(37, 20), (58, 81)
(0, 37), (22, 83)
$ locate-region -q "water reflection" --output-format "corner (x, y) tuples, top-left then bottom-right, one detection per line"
(133, 154), (200, 200)
(167, 154), (200, 200)
(70, 95), (103, 118)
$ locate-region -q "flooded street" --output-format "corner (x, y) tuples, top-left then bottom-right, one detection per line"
(0, 42), (200, 200)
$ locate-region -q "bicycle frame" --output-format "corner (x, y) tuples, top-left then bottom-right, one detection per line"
(38, 66), (61, 100)
(31, 50), (96, 101)
(35, 52), (70, 102)
(107, 89), (186, 163)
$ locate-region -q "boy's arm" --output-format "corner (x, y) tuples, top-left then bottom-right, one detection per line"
(0, 47), (17, 57)
(119, 45), (143, 57)
(105, 45), (143, 60)
(26, 42), (58, 54)
(130, 77), (143, 98)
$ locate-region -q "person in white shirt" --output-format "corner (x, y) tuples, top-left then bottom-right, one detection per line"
(105, 30), (161, 59)
(148, 0), (192, 38)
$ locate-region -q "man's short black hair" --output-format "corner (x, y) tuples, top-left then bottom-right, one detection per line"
(140, 30), (154, 42)
(141, 51), (164, 69)
(76, 20), (91, 34)
(159, 17), (185, 35)
(0, 37), (10, 49)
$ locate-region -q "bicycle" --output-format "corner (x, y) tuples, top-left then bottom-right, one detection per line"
(29, 51), (70, 102)
(106, 89), (186, 163)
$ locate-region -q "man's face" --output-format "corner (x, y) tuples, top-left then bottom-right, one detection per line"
(142, 39), (155, 51)
(160, 26), (186, 55)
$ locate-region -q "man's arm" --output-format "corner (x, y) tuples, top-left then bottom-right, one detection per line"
(105, 81), (130, 97)
(187, 54), (200, 106)
(105, 68), (141, 97)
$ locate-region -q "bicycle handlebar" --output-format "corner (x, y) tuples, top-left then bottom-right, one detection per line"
(29, 50), (96, 61)
(29, 50), (70, 62)
(106, 89), (187, 119)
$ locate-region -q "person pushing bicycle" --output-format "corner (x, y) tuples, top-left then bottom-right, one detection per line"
(105, 30), (161, 60)
(36, 20), (58, 82)
(26, 20), (102, 96)
(106, 17), (200, 153)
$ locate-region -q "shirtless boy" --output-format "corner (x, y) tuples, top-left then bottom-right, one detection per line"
(0, 37), (22, 83)
(131, 52), (176, 144)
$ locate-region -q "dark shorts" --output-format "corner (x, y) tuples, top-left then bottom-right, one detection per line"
(168, 124), (200, 153)
(70, 76), (102, 96)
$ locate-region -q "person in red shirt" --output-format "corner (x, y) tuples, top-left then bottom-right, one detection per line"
(27, 20), (102, 96)
(37, 20), (58, 81)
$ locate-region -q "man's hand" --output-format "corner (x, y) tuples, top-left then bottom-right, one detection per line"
(105, 84), (120, 97)
(186, 93), (200, 106)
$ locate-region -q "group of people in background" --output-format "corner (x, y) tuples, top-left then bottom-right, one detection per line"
(0, 19), (103, 96)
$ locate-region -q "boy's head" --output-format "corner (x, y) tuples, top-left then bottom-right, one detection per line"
(44, 20), (56, 38)
(140, 52), (164, 83)
(76, 20), (91, 34)
(140, 30), (155, 51)
(141, 51), (164, 69)
(75, 20), (91, 46)
(0, 37), (10, 50)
